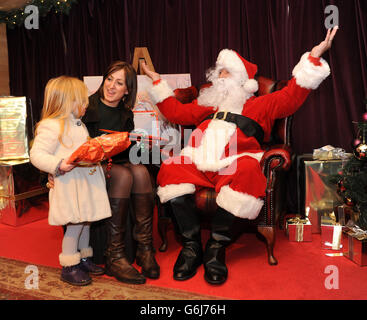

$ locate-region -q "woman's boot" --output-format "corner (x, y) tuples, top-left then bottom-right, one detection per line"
(105, 198), (146, 284)
(132, 193), (160, 279)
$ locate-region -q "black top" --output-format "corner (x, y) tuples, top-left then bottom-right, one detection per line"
(82, 92), (135, 161)
(98, 99), (125, 133)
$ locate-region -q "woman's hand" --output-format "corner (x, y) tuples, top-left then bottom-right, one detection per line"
(47, 174), (54, 189)
(140, 61), (161, 82)
(310, 26), (338, 58)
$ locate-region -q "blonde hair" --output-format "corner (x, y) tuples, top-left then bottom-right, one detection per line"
(36, 76), (89, 146)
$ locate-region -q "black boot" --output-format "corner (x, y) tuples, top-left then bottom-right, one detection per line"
(105, 198), (146, 284)
(204, 206), (236, 285)
(132, 193), (160, 279)
(170, 194), (203, 281)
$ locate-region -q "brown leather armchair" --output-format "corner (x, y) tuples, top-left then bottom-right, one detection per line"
(157, 76), (292, 266)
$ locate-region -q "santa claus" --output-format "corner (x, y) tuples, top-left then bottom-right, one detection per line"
(141, 27), (338, 285)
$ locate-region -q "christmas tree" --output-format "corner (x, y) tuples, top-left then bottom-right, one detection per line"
(0, 0), (78, 28)
(330, 99), (367, 229)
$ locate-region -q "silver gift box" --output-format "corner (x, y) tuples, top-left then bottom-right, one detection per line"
(0, 159), (48, 226)
(302, 158), (349, 233)
(0, 97), (32, 161)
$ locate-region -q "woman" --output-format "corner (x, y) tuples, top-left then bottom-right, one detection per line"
(49, 61), (160, 284)
(89, 61), (160, 284)
(86, 61), (159, 284)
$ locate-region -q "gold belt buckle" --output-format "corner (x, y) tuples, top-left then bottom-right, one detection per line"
(213, 111), (228, 120)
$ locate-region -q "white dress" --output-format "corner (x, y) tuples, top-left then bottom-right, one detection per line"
(30, 115), (111, 226)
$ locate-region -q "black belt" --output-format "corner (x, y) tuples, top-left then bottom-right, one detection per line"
(204, 111), (264, 145)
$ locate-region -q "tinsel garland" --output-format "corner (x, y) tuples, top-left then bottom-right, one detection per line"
(0, 0), (78, 28)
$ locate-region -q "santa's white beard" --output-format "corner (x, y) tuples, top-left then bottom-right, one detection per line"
(197, 77), (252, 115)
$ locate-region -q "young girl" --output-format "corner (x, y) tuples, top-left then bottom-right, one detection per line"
(30, 76), (112, 286)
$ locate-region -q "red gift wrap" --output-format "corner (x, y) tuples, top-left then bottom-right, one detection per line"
(68, 132), (131, 165)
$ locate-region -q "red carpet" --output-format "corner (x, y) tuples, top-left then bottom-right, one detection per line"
(1, 208), (367, 300)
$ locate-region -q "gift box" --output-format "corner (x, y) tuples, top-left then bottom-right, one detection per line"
(286, 217), (312, 242)
(321, 224), (343, 250)
(0, 97), (32, 161)
(342, 225), (367, 266)
(0, 159), (48, 226)
(336, 205), (359, 225)
(298, 155), (350, 234)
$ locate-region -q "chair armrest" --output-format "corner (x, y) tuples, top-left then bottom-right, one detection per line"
(260, 144), (292, 173)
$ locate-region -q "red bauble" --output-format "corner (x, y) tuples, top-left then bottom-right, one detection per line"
(337, 180), (346, 196)
(344, 197), (354, 207)
(363, 112), (367, 122)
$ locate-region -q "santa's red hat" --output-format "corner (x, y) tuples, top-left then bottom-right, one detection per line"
(216, 49), (258, 94)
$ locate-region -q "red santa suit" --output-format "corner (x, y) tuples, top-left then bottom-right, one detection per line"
(149, 50), (330, 220)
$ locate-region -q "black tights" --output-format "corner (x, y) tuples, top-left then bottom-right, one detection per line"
(102, 162), (153, 198)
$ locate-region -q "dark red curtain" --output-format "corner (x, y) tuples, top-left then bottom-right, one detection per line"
(6, 0), (367, 153)
(289, 0), (367, 155)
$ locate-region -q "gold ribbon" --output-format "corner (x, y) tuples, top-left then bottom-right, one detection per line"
(95, 136), (106, 161)
(331, 225), (342, 250)
(287, 217), (308, 224)
(287, 217), (309, 242)
(296, 224), (304, 242)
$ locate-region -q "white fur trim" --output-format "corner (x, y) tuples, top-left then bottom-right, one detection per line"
(292, 52), (330, 89)
(182, 146), (263, 172)
(217, 49), (247, 77)
(180, 119), (264, 171)
(216, 185), (264, 219)
(59, 252), (81, 267)
(157, 183), (196, 203)
(149, 79), (175, 105)
(80, 247), (93, 259)
(243, 79), (258, 93)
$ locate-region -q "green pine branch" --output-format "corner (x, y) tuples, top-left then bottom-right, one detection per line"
(0, 0), (78, 28)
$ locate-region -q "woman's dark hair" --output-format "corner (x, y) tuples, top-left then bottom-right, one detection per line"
(98, 61), (137, 109)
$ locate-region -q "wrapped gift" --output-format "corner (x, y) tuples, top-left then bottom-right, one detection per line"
(0, 159), (48, 226)
(342, 224), (367, 266)
(321, 224), (343, 250)
(336, 205), (359, 225)
(286, 217), (312, 242)
(299, 156), (351, 234)
(0, 97), (31, 161)
(67, 132), (131, 165)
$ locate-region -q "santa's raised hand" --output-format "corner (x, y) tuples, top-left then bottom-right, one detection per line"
(140, 61), (160, 82)
(310, 26), (338, 58)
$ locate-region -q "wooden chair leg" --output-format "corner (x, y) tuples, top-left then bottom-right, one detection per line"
(257, 226), (278, 265)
